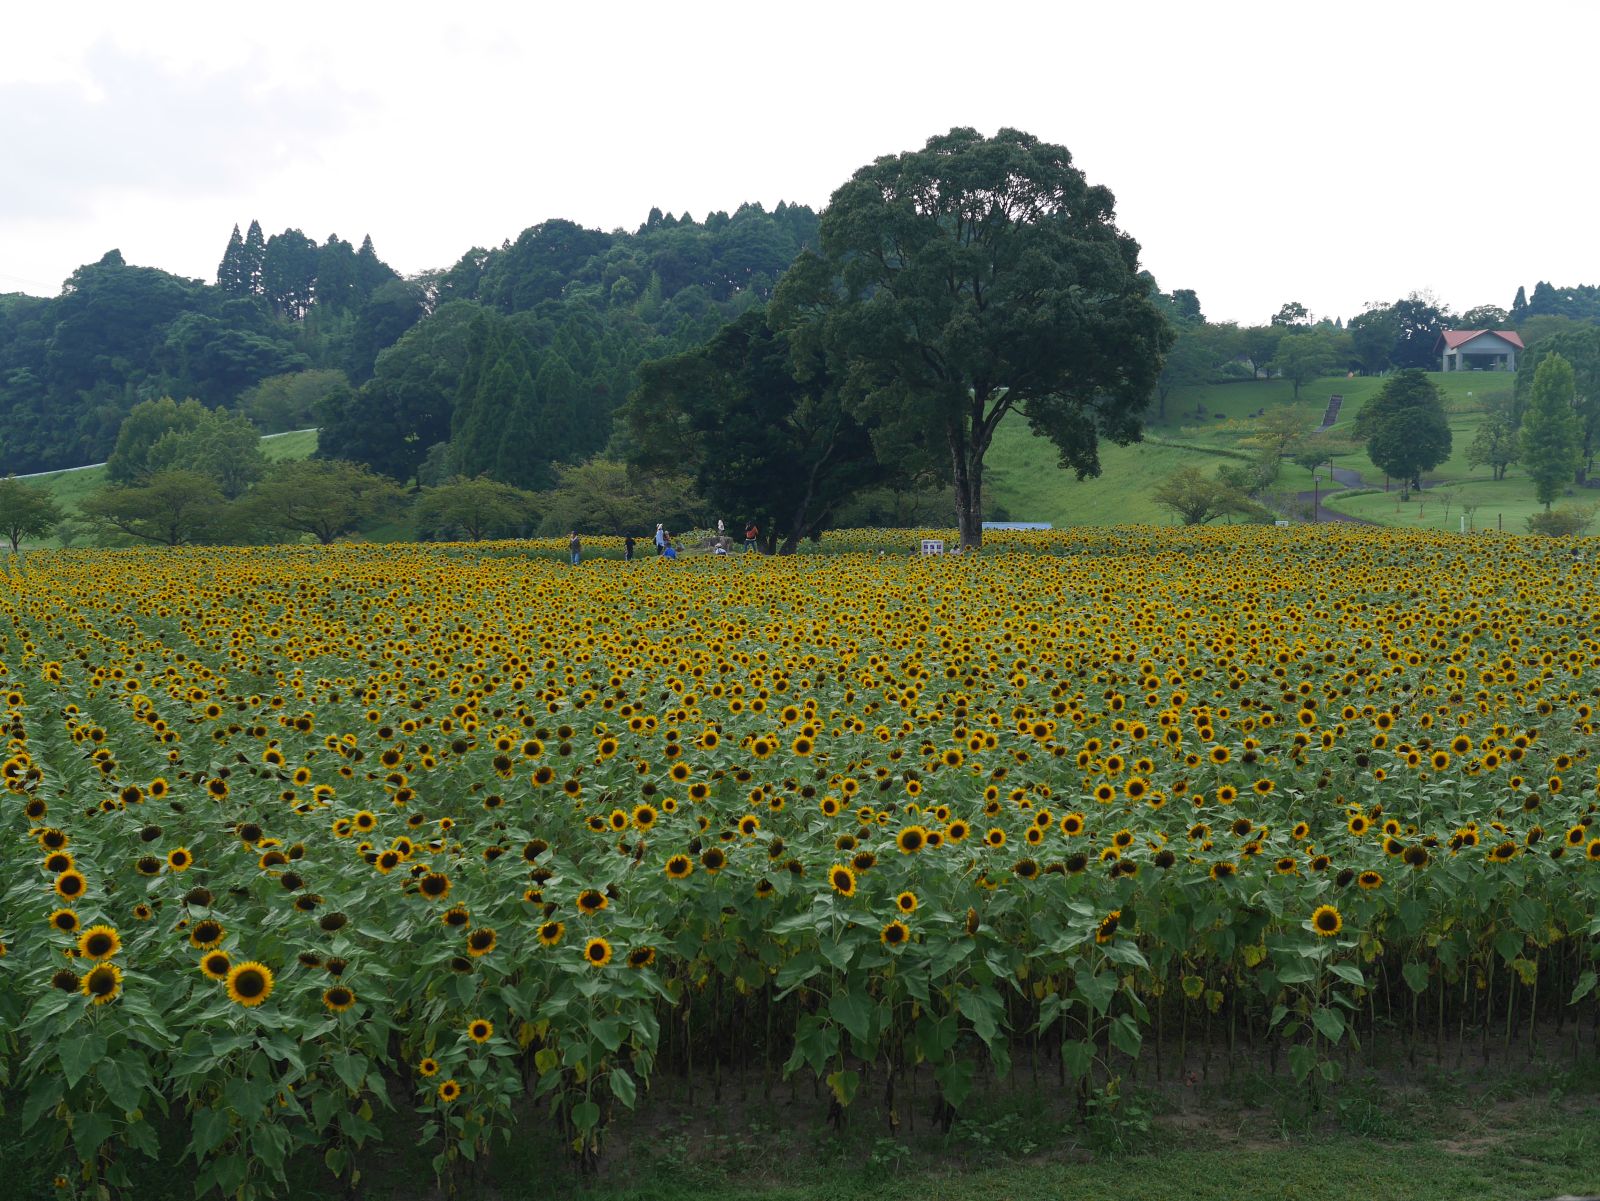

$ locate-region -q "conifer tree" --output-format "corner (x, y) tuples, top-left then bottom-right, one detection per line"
(217, 224), (247, 295)
(242, 220), (267, 296)
(1521, 352), (1581, 509)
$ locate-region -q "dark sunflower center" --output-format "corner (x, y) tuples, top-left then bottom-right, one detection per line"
(236, 970), (265, 997)
(88, 969), (116, 995)
(86, 934), (112, 955)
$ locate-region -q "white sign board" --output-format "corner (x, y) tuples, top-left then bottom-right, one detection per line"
(920, 539), (945, 556)
(1274, 520), (1291, 528)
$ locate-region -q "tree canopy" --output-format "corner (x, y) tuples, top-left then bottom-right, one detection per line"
(0, 476), (64, 552)
(774, 127), (1172, 548)
(627, 308), (887, 552)
(1357, 370), (1452, 498)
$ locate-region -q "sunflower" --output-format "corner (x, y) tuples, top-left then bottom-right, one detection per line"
(200, 951), (232, 979)
(627, 945), (657, 969)
(576, 889), (609, 916)
(467, 1018), (494, 1043)
(584, 937), (613, 967)
(189, 919), (225, 949)
(77, 925), (120, 960)
(828, 864), (857, 897)
(465, 927), (498, 956)
(437, 1079), (461, 1103)
(538, 921), (565, 947)
(81, 962), (122, 1006)
(1095, 910), (1121, 944)
(418, 1057), (440, 1077)
(1311, 905), (1342, 937)
(53, 870), (87, 900)
(895, 891), (918, 913)
(896, 825), (928, 854)
(48, 908), (80, 934)
(1209, 861), (1237, 881)
(418, 872), (451, 900)
(225, 961), (275, 1007)
(323, 985), (357, 1013)
(166, 848), (193, 872)
(880, 919), (910, 947)
(1357, 870), (1383, 890)
(665, 854), (693, 879)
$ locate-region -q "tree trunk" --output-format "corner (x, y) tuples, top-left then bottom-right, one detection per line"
(950, 430), (983, 550)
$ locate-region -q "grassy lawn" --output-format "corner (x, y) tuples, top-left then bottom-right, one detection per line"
(986, 370), (1561, 532)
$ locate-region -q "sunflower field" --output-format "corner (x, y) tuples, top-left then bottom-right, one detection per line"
(2, 527), (1598, 1198)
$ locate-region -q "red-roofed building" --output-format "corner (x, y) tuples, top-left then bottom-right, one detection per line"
(1436, 329), (1524, 373)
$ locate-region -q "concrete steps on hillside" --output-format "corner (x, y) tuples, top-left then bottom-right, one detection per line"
(1315, 394), (1343, 432)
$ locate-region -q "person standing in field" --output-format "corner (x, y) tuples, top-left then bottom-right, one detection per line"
(744, 522), (759, 553)
(655, 523), (667, 555)
(568, 531), (581, 566)
(624, 534), (636, 562)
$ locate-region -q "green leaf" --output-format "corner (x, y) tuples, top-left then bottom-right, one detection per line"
(1061, 1039), (1095, 1079)
(534, 1047), (560, 1074)
(71, 1111), (115, 1161)
(571, 1100), (601, 1134)
(1493, 928), (1522, 964)
(58, 1031), (107, 1089)
(192, 1106), (231, 1160)
(609, 1068), (637, 1110)
(1109, 1013), (1142, 1058)
(324, 1146), (348, 1178)
(332, 1052), (367, 1094)
(1312, 1007), (1345, 1044)
(933, 1059), (973, 1110)
(97, 1058), (143, 1115)
(830, 989), (873, 1045)
(1288, 1043), (1316, 1083)
(22, 1076), (64, 1130)
(1403, 962), (1430, 994)
(1275, 960), (1316, 986)
(1074, 969), (1116, 1016)
(1571, 970), (1597, 1004)
(775, 951), (819, 991)
(826, 1068), (860, 1107)
(1327, 962), (1365, 988)
(957, 986), (1003, 1047)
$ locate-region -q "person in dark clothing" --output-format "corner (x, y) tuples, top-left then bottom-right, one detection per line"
(624, 534), (636, 562)
(568, 531), (581, 565)
(744, 522), (759, 552)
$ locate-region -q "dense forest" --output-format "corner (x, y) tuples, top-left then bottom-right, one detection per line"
(0, 203), (819, 476)
(5, 130), (1600, 550)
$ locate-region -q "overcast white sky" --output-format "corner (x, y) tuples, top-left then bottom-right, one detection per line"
(3, 0), (1596, 324)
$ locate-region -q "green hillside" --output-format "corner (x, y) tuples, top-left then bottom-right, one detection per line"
(17, 428), (319, 548)
(983, 371), (1551, 530)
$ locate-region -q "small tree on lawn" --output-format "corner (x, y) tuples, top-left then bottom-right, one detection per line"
(0, 476), (64, 553)
(1151, 466), (1252, 525)
(1358, 370), (1451, 500)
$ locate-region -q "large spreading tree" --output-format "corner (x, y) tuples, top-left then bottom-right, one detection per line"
(627, 307), (887, 552)
(774, 127), (1172, 548)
